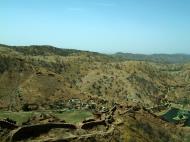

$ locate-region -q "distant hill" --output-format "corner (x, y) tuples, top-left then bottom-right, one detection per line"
(113, 52), (190, 63)
(1, 44), (190, 64)
(0, 44), (86, 56)
(0, 43), (190, 111)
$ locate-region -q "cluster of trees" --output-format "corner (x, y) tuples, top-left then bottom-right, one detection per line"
(0, 55), (9, 73)
(0, 55), (24, 73)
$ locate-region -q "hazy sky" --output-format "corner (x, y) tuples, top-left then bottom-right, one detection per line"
(0, 0), (190, 54)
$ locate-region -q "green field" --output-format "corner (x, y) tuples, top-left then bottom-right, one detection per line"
(0, 110), (92, 125)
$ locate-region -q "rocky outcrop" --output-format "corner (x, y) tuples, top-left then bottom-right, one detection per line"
(43, 126), (116, 142)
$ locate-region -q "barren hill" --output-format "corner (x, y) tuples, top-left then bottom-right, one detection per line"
(0, 44), (190, 142)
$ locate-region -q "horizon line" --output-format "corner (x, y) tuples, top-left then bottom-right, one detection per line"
(0, 43), (190, 56)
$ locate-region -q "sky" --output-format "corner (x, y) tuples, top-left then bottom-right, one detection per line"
(0, 0), (190, 54)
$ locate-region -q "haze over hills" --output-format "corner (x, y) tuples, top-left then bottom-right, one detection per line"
(113, 52), (190, 64)
(1, 43), (190, 63)
(0, 44), (190, 142)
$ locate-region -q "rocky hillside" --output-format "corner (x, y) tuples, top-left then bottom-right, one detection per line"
(0, 44), (190, 142)
(0, 44), (190, 111)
